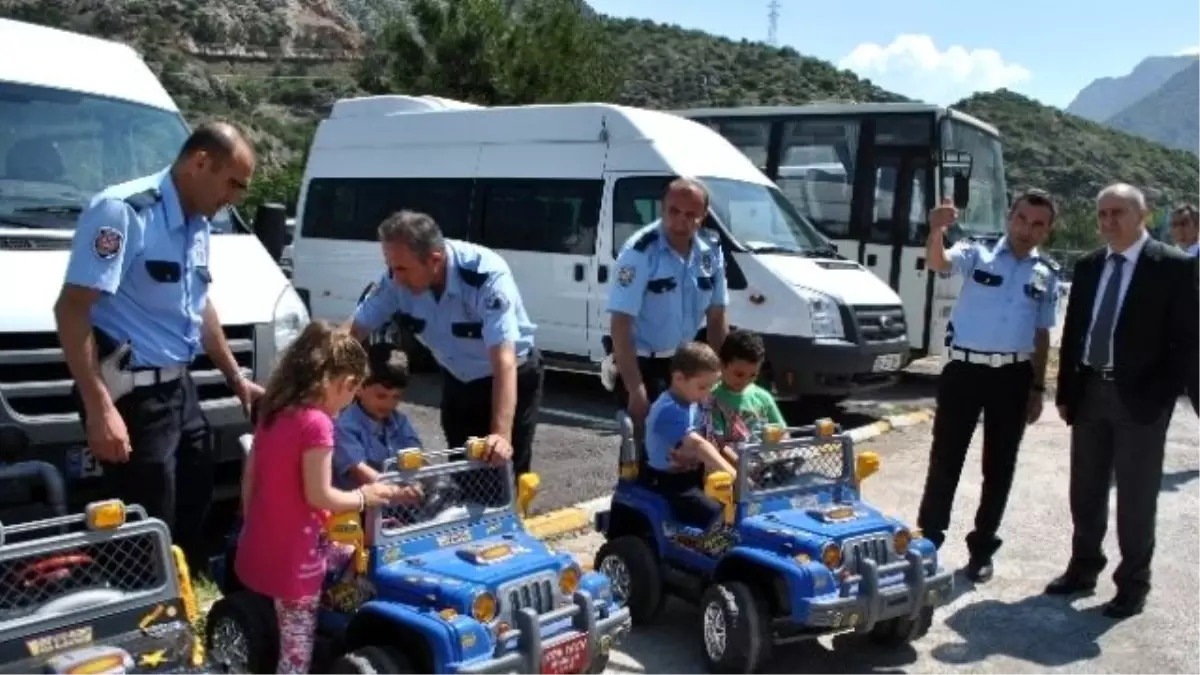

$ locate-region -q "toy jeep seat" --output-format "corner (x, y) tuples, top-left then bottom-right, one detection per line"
(0, 461), (68, 534)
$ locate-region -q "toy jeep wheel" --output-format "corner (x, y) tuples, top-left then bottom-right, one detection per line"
(699, 582), (770, 674)
(206, 591), (278, 673)
(870, 605), (934, 646)
(595, 535), (665, 624)
(330, 645), (415, 673)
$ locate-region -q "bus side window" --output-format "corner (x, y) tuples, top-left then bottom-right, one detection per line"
(776, 119), (862, 240)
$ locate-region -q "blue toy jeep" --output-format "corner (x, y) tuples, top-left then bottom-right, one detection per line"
(0, 461), (206, 674)
(593, 416), (953, 673)
(206, 440), (631, 674)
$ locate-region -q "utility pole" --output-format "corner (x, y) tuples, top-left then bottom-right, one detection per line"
(767, 0), (781, 46)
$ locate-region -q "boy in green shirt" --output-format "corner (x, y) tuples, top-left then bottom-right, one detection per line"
(710, 330), (786, 447)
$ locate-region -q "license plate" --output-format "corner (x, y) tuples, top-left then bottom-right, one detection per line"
(67, 447), (104, 479)
(872, 354), (903, 373)
(540, 633), (589, 674)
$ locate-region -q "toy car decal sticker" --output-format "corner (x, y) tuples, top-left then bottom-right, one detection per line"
(667, 526), (739, 557)
(436, 530), (472, 547)
(138, 649), (168, 668)
(25, 626), (93, 656)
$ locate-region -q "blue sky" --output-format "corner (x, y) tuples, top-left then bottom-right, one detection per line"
(588, 0), (1200, 108)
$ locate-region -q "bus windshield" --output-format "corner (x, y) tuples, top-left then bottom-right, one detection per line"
(942, 118), (1008, 237)
(0, 81), (213, 230)
(702, 177), (829, 253)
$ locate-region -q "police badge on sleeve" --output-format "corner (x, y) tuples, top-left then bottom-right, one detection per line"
(485, 289), (509, 312)
(700, 253), (713, 275)
(93, 226), (123, 260)
(617, 265), (635, 287)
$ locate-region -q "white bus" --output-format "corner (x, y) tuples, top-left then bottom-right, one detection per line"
(674, 103), (1010, 355)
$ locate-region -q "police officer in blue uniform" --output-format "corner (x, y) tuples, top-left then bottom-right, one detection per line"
(348, 210), (542, 477)
(917, 189), (1061, 583)
(54, 123), (263, 567)
(608, 178), (729, 427)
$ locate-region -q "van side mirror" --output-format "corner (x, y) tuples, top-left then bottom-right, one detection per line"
(254, 203), (288, 262)
(953, 175), (970, 211)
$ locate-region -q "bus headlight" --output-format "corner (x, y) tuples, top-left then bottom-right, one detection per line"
(796, 287), (844, 339)
(273, 286), (310, 357)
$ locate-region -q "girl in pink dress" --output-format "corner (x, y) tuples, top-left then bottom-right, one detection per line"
(235, 320), (420, 673)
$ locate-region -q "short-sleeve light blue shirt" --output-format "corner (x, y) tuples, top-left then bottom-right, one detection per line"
(332, 402), (422, 490)
(944, 237), (1061, 353)
(607, 222), (728, 354)
(62, 169), (212, 368)
(645, 391), (700, 471)
(353, 240), (536, 383)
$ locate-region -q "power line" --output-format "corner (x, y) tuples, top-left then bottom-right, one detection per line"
(767, 0), (781, 46)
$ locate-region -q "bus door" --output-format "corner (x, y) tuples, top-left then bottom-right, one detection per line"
(861, 115), (935, 351)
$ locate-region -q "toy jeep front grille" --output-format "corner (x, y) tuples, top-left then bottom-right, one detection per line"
(0, 514), (170, 626)
(498, 572), (557, 621)
(841, 533), (893, 574)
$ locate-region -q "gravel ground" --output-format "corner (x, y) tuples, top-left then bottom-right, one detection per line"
(549, 399), (1200, 674)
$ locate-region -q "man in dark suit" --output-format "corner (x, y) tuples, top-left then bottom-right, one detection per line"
(1049, 183), (1199, 619)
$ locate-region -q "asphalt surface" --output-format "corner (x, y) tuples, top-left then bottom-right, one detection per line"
(396, 369), (935, 514)
(550, 398), (1200, 674)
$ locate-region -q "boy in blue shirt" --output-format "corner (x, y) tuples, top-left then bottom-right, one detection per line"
(333, 344), (423, 489)
(645, 342), (738, 531)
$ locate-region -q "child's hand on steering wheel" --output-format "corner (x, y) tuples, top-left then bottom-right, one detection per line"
(388, 483), (425, 506)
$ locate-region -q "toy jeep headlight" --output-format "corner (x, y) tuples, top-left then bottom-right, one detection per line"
(893, 528), (912, 555)
(470, 590), (497, 622)
(86, 499), (126, 530)
(397, 448), (423, 470)
(559, 564), (581, 595)
(820, 542), (842, 569)
(465, 437), (488, 461)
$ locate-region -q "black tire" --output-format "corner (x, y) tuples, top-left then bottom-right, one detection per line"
(698, 582), (771, 674)
(205, 591), (278, 674)
(330, 645), (415, 674)
(594, 536), (665, 625)
(869, 605), (934, 646)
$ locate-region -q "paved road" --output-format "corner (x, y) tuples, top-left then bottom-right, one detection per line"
(398, 370), (935, 514)
(549, 399), (1200, 673)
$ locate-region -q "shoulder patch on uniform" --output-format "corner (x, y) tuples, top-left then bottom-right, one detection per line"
(484, 288), (509, 312)
(700, 252), (714, 275)
(93, 226), (123, 260)
(122, 188), (162, 213)
(632, 229), (660, 252)
(617, 265), (636, 287)
(457, 267), (489, 288)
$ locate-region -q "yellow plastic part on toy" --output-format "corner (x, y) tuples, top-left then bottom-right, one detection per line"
(761, 424), (784, 443)
(704, 471), (735, 525)
(325, 512), (367, 575)
(619, 462), (639, 480)
(855, 451), (880, 483)
(815, 418), (836, 437)
(170, 545), (205, 667)
(397, 448), (423, 471)
(465, 437), (487, 461)
(516, 473), (540, 519)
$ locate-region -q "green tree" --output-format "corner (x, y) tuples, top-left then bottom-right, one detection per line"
(358, 0), (621, 105)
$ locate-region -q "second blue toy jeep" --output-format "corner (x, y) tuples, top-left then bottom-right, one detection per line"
(594, 417), (953, 673)
(207, 440), (630, 673)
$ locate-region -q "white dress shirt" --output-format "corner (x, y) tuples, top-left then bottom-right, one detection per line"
(1084, 228), (1150, 367)
(1186, 241), (1198, 257)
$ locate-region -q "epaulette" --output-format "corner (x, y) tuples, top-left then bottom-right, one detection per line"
(457, 266), (490, 288)
(123, 188), (162, 213)
(632, 229), (660, 252)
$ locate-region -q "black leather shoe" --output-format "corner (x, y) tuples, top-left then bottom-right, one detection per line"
(1044, 571), (1097, 596)
(1102, 593), (1145, 619)
(965, 559), (994, 583)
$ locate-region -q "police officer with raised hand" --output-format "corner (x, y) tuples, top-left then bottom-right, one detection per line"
(608, 177), (729, 429)
(916, 189), (1061, 584)
(54, 122), (263, 567)
(347, 210), (542, 477)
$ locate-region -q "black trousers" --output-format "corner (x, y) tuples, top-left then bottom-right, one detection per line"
(613, 356), (673, 409)
(440, 350), (544, 478)
(1068, 375), (1171, 597)
(76, 375), (213, 571)
(644, 468), (722, 530)
(917, 358), (1033, 560)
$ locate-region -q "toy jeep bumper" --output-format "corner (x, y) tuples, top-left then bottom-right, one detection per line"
(802, 551), (953, 631)
(0, 620), (203, 674)
(458, 591), (630, 674)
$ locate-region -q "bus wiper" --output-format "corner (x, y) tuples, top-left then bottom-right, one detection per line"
(16, 204), (83, 215)
(746, 243), (805, 255)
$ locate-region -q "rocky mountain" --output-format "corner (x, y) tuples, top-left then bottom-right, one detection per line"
(1066, 54), (1197, 123)
(1104, 61), (1199, 154)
